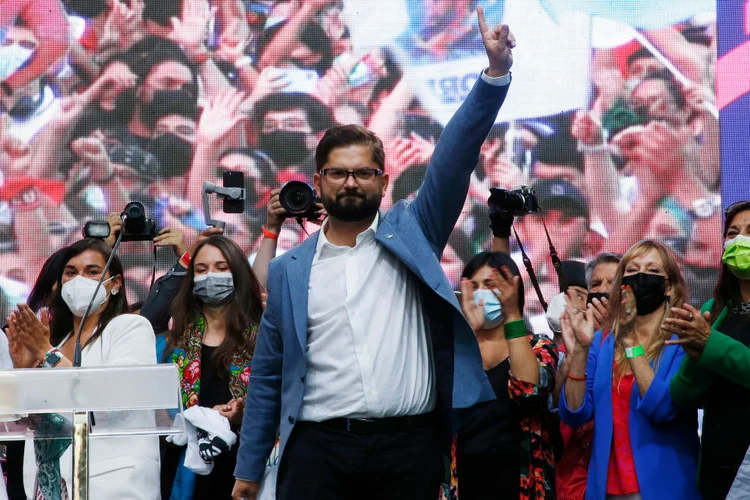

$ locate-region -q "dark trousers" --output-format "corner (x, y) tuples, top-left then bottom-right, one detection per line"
(277, 417), (444, 500)
(455, 451), (520, 500)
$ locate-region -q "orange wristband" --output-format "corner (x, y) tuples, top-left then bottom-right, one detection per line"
(567, 373), (587, 382)
(262, 226), (279, 240)
(179, 252), (191, 268)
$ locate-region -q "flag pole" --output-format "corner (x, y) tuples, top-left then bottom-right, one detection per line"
(630, 29), (719, 119)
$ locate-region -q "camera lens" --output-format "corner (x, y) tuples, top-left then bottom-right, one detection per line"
(123, 202), (145, 219)
(280, 181), (316, 215)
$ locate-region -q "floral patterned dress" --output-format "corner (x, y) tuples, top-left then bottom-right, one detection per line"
(170, 316), (255, 410)
(442, 334), (560, 500)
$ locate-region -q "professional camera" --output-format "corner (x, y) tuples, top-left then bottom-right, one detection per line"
(82, 202), (157, 241)
(120, 202), (157, 241)
(279, 181), (321, 219)
(488, 186), (539, 217)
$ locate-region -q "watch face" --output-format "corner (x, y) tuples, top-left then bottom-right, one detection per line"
(46, 351), (63, 367)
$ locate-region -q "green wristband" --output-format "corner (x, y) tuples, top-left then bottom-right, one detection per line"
(625, 345), (645, 359)
(504, 319), (528, 340)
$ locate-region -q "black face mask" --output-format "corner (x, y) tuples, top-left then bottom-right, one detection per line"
(257, 131), (311, 167)
(149, 133), (194, 178)
(586, 292), (609, 305)
(621, 273), (668, 315)
(140, 89), (197, 125)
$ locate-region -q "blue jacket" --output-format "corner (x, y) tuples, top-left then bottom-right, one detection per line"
(233, 76), (511, 482)
(559, 331), (701, 500)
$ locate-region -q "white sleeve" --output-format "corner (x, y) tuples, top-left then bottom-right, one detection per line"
(103, 314), (157, 366)
(480, 69), (511, 86)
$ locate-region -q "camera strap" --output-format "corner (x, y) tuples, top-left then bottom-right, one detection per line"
(512, 225), (548, 311)
(540, 217), (567, 292)
(151, 245), (157, 288)
(295, 217), (311, 237)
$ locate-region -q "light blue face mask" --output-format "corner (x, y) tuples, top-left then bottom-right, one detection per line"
(473, 288), (503, 330)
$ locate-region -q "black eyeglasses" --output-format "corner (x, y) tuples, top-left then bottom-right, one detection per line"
(320, 168), (383, 185)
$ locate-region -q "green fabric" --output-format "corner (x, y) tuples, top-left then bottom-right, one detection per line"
(668, 298), (750, 491)
(503, 319), (528, 340)
(669, 299), (729, 405)
(32, 413), (72, 500)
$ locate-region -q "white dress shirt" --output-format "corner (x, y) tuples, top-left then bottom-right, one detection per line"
(299, 214), (436, 421)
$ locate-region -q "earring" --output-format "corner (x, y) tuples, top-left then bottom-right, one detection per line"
(112, 288), (119, 296)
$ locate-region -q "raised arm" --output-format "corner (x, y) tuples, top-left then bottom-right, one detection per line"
(409, 7), (513, 252)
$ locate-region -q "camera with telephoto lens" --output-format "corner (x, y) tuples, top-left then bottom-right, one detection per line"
(488, 186), (539, 217)
(279, 181), (321, 219)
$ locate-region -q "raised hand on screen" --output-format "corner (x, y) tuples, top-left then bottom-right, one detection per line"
(477, 6), (515, 76)
(197, 89), (252, 145)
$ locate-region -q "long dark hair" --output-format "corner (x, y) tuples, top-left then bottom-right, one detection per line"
(167, 235), (263, 372)
(49, 239), (129, 346)
(27, 246), (69, 312)
(710, 201), (750, 321)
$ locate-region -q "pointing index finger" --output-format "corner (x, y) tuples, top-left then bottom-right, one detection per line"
(476, 5), (490, 36)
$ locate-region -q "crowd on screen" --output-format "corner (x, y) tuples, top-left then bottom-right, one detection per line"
(0, 0), (740, 500)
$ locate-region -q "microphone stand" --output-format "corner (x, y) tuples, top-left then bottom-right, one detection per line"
(72, 215), (126, 367)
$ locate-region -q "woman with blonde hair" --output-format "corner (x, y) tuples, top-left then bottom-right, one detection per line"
(559, 240), (700, 500)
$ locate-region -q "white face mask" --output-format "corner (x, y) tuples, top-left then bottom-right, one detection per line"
(0, 44), (34, 81)
(545, 292), (568, 334)
(61, 275), (114, 317)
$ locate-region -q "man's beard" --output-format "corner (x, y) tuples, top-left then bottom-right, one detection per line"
(322, 187), (382, 222)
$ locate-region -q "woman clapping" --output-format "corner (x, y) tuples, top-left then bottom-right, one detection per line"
(559, 240), (700, 500)
(669, 201), (750, 499)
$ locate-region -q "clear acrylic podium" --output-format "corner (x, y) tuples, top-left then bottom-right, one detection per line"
(0, 365), (184, 500)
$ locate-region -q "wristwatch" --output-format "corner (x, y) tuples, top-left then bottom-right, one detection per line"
(43, 348), (64, 368)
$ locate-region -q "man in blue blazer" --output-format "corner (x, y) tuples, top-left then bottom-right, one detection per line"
(233, 7), (515, 500)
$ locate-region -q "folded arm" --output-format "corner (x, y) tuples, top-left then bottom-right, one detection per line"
(636, 346), (686, 423)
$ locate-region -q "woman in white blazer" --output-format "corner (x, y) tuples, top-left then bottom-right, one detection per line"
(6, 238), (160, 499)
